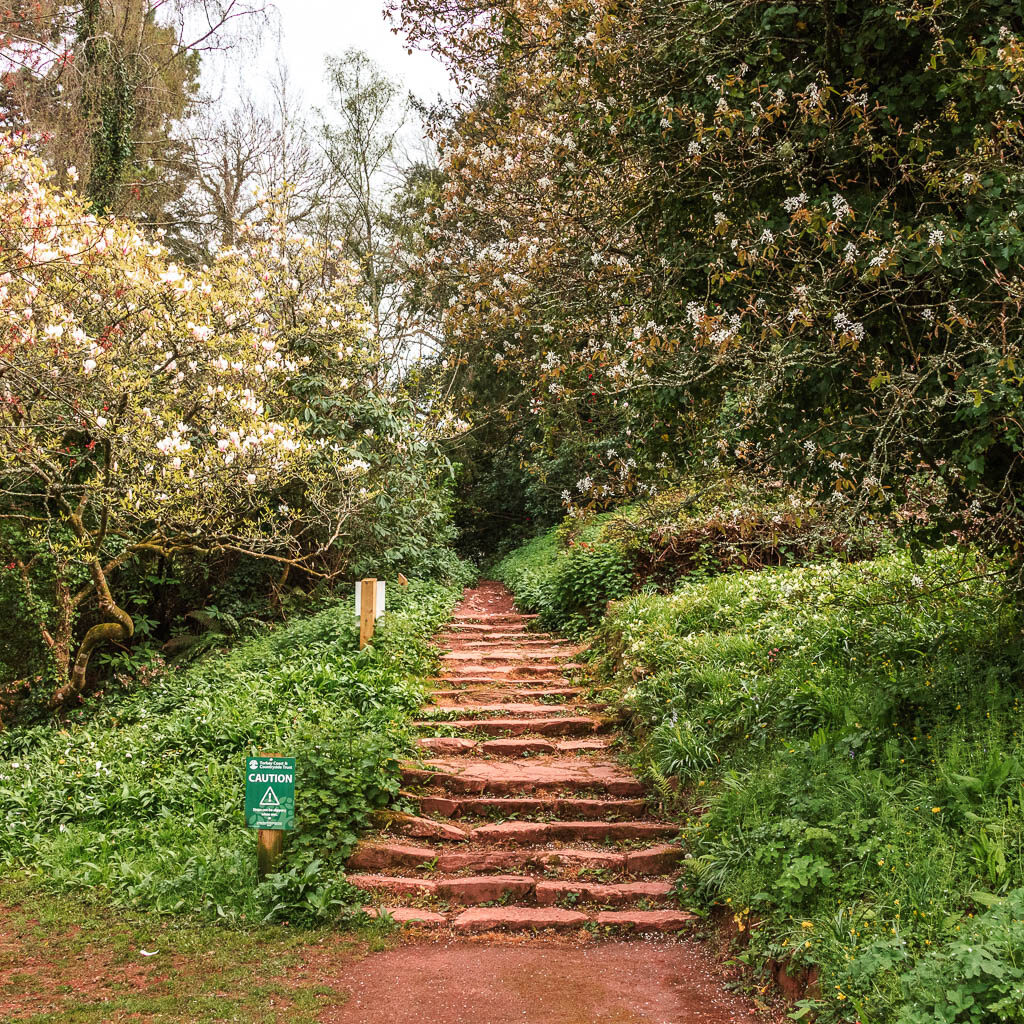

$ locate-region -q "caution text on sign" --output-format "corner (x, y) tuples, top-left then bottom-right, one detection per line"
(244, 756), (296, 830)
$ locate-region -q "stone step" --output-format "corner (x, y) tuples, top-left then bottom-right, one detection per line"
(469, 820), (678, 844)
(453, 907), (586, 932)
(428, 687), (585, 702)
(442, 649), (580, 662)
(349, 875), (674, 908)
(536, 880), (675, 906)
(416, 737), (609, 756)
(416, 737), (610, 756)
(400, 758), (644, 796)
(423, 702), (587, 718)
(442, 661), (584, 673)
(408, 794), (649, 821)
(436, 635), (560, 646)
(412, 716), (609, 737)
(593, 910), (698, 933)
(441, 622), (521, 633)
(359, 905), (697, 933)
(450, 613), (538, 623)
(347, 841), (684, 877)
(434, 674), (574, 688)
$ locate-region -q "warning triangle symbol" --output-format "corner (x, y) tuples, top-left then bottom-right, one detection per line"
(259, 786), (281, 807)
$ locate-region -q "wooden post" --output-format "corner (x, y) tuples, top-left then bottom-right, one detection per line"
(257, 827), (284, 880)
(256, 750), (284, 880)
(359, 577), (377, 649)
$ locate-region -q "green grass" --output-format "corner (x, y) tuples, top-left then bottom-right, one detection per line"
(0, 579), (460, 927)
(0, 879), (400, 1022)
(498, 497), (1024, 1023)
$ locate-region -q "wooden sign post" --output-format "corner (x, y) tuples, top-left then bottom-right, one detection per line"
(257, 825), (284, 881)
(244, 754), (295, 881)
(359, 577), (377, 649)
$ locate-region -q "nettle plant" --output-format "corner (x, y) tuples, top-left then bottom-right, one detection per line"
(0, 134), (396, 707)
(396, 0), (1024, 551)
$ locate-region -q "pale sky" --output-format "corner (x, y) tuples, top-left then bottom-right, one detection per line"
(205, 2), (455, 113)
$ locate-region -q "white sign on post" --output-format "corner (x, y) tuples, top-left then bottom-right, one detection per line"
(354, 580), (386, 621)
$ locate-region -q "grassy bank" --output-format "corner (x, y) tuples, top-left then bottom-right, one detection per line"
(0, 578), (463, 927)
(497, 500), (1024, 1023)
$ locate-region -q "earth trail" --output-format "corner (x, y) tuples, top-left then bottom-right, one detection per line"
(338, 580), (768, 1023)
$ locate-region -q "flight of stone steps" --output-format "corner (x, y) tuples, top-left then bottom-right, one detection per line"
(346, 580), (693, 934)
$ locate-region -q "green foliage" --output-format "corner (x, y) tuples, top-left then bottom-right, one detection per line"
(495, 527), (629, 634)
(0, 579), (459, 926)
(404, 0), (1024, 559)
(586, 545), (1024, 1022)
(495, 476), (882, 634)
(897, 890), (1024, 1024)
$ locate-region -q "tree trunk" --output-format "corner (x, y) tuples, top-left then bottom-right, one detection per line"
(50, 559), (134, 708)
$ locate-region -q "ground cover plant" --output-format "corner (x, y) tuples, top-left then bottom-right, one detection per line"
(498, 504), (1024, 1022)
(0, 578), (465, 927)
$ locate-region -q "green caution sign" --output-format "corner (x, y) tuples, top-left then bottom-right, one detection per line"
(244, 756), (295, 830)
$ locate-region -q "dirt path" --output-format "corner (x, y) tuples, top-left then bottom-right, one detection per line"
(339, 580), (768, 1022)
(318, 940), (755, 1024)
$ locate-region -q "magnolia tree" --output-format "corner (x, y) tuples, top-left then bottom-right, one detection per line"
(0, 133), (397, 705)
(393, 0), (1024, 551)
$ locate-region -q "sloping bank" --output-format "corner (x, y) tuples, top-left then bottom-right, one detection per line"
(496, 512), (1024, 1024)
(0, 578), (466, 925)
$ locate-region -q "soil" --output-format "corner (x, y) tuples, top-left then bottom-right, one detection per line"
(311, 938), (765, 1024)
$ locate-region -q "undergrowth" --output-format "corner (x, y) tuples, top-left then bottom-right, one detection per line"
(592, 548), (1024, 1023)
(495, 474), (879, 635)
(498, 488), (1024, 1023)
(0, 578), (460, 927)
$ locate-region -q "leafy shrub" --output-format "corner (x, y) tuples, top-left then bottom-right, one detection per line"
(0, 579), (458, 925)
(581, 543), (1024, 1022)
(897, 890), (1024, 1024)
(495, 475), (885, 637)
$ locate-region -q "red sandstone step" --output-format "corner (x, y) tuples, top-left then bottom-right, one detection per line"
(437, 844), (683, 876)
(442, 649), (580, 661)
(347, 842), (436, 871)
(437, 636), (561, 647)
(470, 820), (678, 843)
(417, 737), (479, 754)
(479, 738), (557, 755)
(362, 906), (447, 926)
(409, 794), (649, 820)
(411, 716), (608, 737)
(353, 875), (675, 908)
(452, 906), (586, 933)
(535, 880), (675, 906)
(433, 675), (573, 688)
(424, 703), (586, 717)
(358, 906), (696, 931)
(401, 758), (644, 796)
(440, 622), (515, 633)
(450, 613), (538, 623)
(594, 910), (697, 932)
(429, 687), (584, 702)
(347, 842), (684, 877)
(442, 663), (584, 675)
(375, 811), (470, 842)
(350, 874), (437, 896)
(559, 739), (611, 752)
(435, 875), (536, 904)
(415, 737), (609, 757)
